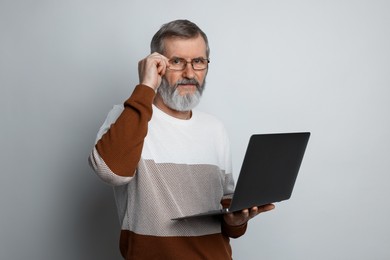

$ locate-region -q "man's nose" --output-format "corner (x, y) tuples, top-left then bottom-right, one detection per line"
(182, 62), (195, 78)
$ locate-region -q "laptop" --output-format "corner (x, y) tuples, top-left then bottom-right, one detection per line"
(171, 132), (310, 220)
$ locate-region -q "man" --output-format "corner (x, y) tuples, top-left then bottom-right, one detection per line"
(89, 19), (274, 259)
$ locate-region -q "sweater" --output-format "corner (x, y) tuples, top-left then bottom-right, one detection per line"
(89, 85), (247, 259)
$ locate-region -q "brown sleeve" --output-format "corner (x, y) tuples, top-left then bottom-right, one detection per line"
(95, 84), (155, 177)
(220, 198), (248, 238)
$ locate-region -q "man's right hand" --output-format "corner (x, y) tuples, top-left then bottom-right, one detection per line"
(138, 52), (169, 91)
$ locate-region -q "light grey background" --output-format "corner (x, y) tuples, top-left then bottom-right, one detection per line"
(1, 0), (389, 259)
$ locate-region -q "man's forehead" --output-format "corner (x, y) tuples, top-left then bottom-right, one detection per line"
(163, 35), (207, 58)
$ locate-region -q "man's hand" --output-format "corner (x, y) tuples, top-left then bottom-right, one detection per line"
(138, 52), (169, 91)
(223, 204), (275, 227)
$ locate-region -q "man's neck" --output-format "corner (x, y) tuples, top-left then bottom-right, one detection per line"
(153, 94), (192, 120)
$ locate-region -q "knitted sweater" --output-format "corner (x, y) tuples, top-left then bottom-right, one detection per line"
(89, 85), (247, 259)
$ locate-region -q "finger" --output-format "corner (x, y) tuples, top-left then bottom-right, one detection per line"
(223, 212), (236, 225)
(157, 59), (167, 76)
(150, 52), (169, 63)
(155, 55), (169, 76)
(138, 53), (169, 89)
(225, 212), (234, 221)
(249, 207), (259, 218)
(241, 209), (249, 218)
(258, 204), (275, 213)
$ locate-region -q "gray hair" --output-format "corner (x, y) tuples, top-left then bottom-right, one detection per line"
(150, 19), (210, 58)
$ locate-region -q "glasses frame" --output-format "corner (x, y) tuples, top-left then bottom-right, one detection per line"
(167, 57), (210, 71)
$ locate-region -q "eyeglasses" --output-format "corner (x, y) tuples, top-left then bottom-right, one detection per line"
(167, 57), (210, 71)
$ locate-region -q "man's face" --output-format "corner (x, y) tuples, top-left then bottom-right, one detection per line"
(158, 35), (208, 111)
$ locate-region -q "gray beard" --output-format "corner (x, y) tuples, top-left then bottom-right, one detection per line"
(157, 78), (205, 112)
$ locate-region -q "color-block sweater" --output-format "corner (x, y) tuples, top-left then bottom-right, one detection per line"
(89, 85), (247, 259)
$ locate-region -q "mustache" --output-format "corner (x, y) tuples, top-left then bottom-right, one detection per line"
(174, 79), (200, 89)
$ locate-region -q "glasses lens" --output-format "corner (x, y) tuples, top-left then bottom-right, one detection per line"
(168, 58), (185, 70)
(168, 58), (209, 71)
(192, 58), (208, 70)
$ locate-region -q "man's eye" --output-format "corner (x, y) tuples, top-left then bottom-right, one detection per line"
(192, 58), (203, 64)
(172, 58), (183, 64)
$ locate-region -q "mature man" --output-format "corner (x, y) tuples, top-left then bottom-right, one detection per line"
(89, 19), (274, 259)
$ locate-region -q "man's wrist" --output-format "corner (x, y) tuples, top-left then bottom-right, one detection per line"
(221, 219), (248, 238)
(139, 82), (156, 91)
